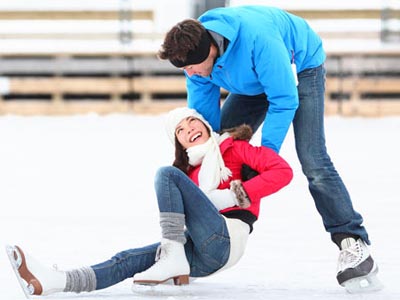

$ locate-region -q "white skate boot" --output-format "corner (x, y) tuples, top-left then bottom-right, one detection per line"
(5, 245), (66, 297)
(133, 239), (190, 286)
(336, 238), (383, 293)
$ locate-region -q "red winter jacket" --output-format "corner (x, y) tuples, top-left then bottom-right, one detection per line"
(188, 136), (293, 230)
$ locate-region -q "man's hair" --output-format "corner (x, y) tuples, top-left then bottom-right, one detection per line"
(158, 19), (206, 63)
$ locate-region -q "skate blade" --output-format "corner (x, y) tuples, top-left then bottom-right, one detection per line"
(132, 281), (191, 296)
(134, 274), (189, 287)
(5, 245), (34, 299)
(343, 269), (384, 294)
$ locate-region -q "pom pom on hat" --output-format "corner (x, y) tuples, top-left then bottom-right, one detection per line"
(165, 107), (213, 144)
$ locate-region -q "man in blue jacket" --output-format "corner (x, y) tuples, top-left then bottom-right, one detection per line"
(158, 5), (382, 292)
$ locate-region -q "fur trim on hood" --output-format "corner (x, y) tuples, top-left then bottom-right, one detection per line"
(221, 124), (253, 141)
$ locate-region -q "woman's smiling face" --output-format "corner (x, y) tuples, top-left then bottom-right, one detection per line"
(175, 117), (210, 149)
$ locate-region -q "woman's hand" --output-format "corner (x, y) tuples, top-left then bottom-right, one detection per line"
(230, 180), (251, 209)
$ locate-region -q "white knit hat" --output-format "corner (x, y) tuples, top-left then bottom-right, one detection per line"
(165, 107), (213, 145)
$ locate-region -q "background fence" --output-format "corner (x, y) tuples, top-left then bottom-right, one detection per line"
(0, 0), (399, 116)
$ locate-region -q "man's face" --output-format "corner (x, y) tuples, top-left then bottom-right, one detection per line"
(181, 45), (217, 78)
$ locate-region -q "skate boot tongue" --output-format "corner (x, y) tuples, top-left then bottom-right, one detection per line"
(340, 237), (357, 250)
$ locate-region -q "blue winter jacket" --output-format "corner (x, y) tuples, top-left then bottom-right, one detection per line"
(187, 6), (326, 152)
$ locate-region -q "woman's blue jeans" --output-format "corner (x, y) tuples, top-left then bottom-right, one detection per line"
(220, 64), (369, 245)
(91, 166), (230, 290)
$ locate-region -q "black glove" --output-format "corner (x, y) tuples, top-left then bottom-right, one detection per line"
(241, 164), (259, 181)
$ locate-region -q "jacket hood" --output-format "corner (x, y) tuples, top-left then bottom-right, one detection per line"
(199, 7), (240, 43)
(222, 124), (253, 141)
(219, 124), (253, 155)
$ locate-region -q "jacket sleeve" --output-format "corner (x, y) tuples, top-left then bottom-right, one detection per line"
(206, 189), (238, 211)
(186, 75), (222, 132)
(253, 29), (299, 153)
(233, 140), (293, 201)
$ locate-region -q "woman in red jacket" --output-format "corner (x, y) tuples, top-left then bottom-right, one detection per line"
(7, 108), (292, 297)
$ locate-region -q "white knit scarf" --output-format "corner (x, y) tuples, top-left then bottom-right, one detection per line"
(186, 132), (232, 194)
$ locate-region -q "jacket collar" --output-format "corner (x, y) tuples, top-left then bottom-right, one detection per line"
(219, 136), (234, 154)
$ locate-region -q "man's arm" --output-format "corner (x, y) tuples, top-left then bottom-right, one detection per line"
(254, 33), (299, 153)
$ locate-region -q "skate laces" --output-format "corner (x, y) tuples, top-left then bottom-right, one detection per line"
(337, 240), (364, 271)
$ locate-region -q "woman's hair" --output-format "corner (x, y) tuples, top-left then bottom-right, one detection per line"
(172, 136), (190, 174)
(158, 19), (206, 62)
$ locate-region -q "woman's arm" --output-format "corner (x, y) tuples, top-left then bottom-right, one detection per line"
(233, 140), (293, 201)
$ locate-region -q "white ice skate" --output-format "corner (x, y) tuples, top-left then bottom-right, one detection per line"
(133, 239), (190, 286)
(336, 238), (383, 293)
(5, 245), (66, 298)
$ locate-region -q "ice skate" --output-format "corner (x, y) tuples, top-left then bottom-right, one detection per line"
(133, 239), (190, 286)
(5, 245), (66, 297)
(336, 238), (383, 293)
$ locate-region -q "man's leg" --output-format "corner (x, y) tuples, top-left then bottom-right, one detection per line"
(220, 93), (268, 133)
(221, 93), (268, 180)
(294, 64), (381, 292)
(294, 64), (369, 243)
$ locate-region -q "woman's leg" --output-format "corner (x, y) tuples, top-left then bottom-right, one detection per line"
(154, 166), (230, 276)
(8, 166), (231, 294)
(81, 166), (231, 290)
(6, 241), (161, 294)
(90, 243), (159, 290)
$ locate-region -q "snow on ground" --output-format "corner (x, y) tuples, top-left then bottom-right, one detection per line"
(0, 112), (399, 299)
